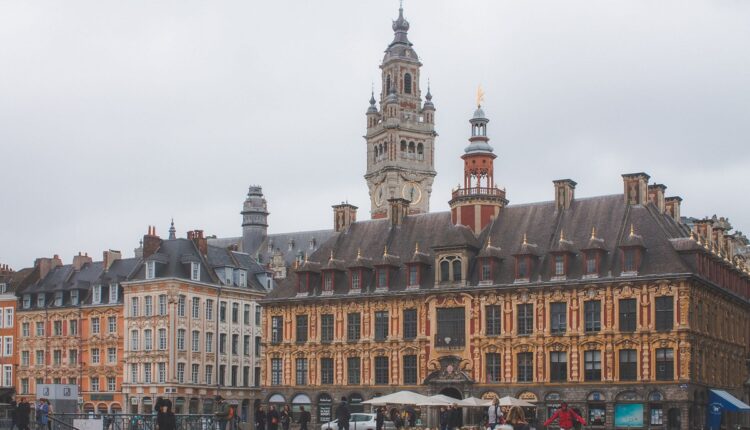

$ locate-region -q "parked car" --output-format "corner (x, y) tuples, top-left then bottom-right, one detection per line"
(320, 413), (395, 430)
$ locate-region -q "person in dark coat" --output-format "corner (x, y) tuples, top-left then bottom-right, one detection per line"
(335, 397), (350, 430)
(449, 404), (462, 430)
(281, 405), (292, 430)
(268, 405), (281, 430)
(375, 407), (385, 430)
(255, 406), (267, 430)
(297, 406), (311, 430)
(156, 404), (177, 430)
(439, 407), (449, 430)
(16, 398), (31, 430)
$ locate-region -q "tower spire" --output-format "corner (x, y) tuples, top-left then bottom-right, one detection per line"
(168, 218), (176, 240)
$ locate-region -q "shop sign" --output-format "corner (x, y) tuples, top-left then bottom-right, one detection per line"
(481, 392), (498, 401)
(319, 394), (333, 424)
(517, 392), (538, 402)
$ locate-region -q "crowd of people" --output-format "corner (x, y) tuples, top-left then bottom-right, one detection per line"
(254, 402), (311, 430)
(8, 397), (53, 430)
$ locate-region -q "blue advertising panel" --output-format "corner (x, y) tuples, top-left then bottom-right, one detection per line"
(615, 403), (644, 427)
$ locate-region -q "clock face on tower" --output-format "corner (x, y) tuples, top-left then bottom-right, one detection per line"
(402, 182), (422, 205)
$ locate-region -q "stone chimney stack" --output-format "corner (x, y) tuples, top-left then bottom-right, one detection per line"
(648, 184), (667, 213)
(664, 197), (682, 223)
(694, 219), (714, 247)
(0, 264), (13, 276)
(332, 202), (358, 232)
(188, 230), (208, 255)
(622, 172), (650, 206)
(103, 250), (122, 271)
(553, 179), (577, 211)
(142, 226), (162, 259)
(388, 198), (410, 226)
(72, 252), (93, 271)
(35, 254), (63, 280)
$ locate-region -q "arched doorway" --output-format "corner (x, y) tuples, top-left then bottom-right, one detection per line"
(292, 394), (312, 422)
(439, 387), (463, 400)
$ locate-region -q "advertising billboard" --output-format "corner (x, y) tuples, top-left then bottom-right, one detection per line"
(615, 403), (644, 428)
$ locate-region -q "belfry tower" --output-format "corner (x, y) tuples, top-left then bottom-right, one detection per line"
(364, 5), (437, 219)
(449, 97), (508, 235)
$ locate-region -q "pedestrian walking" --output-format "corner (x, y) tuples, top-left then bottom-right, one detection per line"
(375, 407), (385, 430)
(268, 405), (280, 430)
(543, 403), (585, 430)
(335, 397), (350, 430)
(215, 396), (231, 430)
(487, 398), (504, 429)
(297, 406), (310, 430)
(256, 406), (267, 430)
(281, 405), (292, 430)
(439, 406), (449, 430)
(157, 404), (177, 430)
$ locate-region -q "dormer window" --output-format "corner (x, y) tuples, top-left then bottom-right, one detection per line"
(92, 285), (102, 305)
(0, 283), (6, 293)
(309, 238), (316, 250)
(23, 295), (31, 309)
(70, 290), (79, 306)
(37, 294), (45, 308)
(350, 270), (361, 291)
(224, 268), (233, 285)
(237, 270), (247, 287)
(323, 272), (333, 293)
(481, 260), (492, 281)
(554, 255), (565, 276)
(145, 261), (156, 280)
(191, 263), (200, 281)
(54, 291), (63, 307)
(585, 253), (597, 275)
(109, 284), (118, 303)
(297, 273), (311, 295)
(438, 256), (463, 283)
(620, 225), (645, 275)
(516, 257), (530, 280)
(623, 249), (636, 272)
(377, 268), (388, 289)
(408, 265), (419, 286)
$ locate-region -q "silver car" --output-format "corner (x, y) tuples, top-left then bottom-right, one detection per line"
(320, 413), (395, 430)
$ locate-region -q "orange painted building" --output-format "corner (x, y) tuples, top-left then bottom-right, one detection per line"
(0, 263), (19, 400)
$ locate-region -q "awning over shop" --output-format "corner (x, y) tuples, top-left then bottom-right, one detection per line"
(709, 390), (750, 412)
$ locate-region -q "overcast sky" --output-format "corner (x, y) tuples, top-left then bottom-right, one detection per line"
(1, 0), (749, 269)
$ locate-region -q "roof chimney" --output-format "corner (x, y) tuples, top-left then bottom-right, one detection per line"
(332, 202), (358, 232)
(553, 179), (577, 211)
(622, 172), (650, 206)
(103, 249), (122, 271)
(142, 226), (162, 259)
(0, 264), (13, 276)
(188, 230), (208, 255)
(648, 184), (667, 213)
(72, 252), (93, 271)
(665, 196), (682, 223)
(35, 255), (63, 280)
(388, 198), (410, 226)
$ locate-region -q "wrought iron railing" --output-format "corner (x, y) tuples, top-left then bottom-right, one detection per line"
(451, 187), (506, 199)
(53, 413), (217, 430)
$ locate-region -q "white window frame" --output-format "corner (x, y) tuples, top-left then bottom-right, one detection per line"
(144, 363), (152, 383)
(238, 270), (247, 287)
(108, 347), (117, 363)
(108, 316), (116, 333)
(107, 376), (116, 392)
(3, 337), (12, 357)
(130, 330), (139, 351)
(92, 286), (102, 305)
(158, 362), (166, 383)
(109, 284), (118, 303)
(91, 317), (100, 334)
(3, 365), (12, 387)
(191, 262), (200, 281)
(192, 297), (200, 319)
(0, 309), (3, 328)
(158, 329), (167, 350)
(54, 291), (63, 306)
(70, 290), (79, 305)
(158, 295), (167, 315)
(22, 322), (29, 337)
(37, 294), (45, 308)
(146, 261), (156, 279)
(91, 348), (100, 364)
(23, 295), (31, 309)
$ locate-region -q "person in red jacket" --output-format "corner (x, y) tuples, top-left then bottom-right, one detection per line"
(543, 403), (586, 430)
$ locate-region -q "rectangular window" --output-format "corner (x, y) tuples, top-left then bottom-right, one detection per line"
(219, 333), (227, 354)
(619, 349), (638, 381)
(655, 348), (674, 381)
(623, 249), (636, 272)
(347, 313), (361, 342)
(130, 364), (137, 383)
(586, 253), (597, 275)
(550, 302), (567, 335)
(158, 295), (167, 316)
(91, 377), (100, 392)
(619, 298), (637, 332)
(321, 314), (334, 343)
(481, 260), (492, 281)
(377, 269), (387, 289)
(436, 307), (465, 347)
(192, 297), (200, 319)
(192, 364), (199, 384)
(144, 330), (152, 351)
(53, 321), (63, 336)
(2, 365), (11, 387)
(403, 309), (417, 340)
(374, 356), (389, 384)
(205, 365), (213, 385)
(21, 351), (30, 366)
(486, 305), (501, 336)
(206, 299), (214, 320)
(220, 301), (227, 322)
(320, 358), (334, 384)
(158, 362), (166, 383)
(271, 358), (282, 385)
(22, 322), (29, 337)
(144, 296), (153, 316)
(517, 304), (534, 336)
(374, 311), (389, 341)
(232, 334), (239, 355)
(232, 302), (239, 323)
(323, 272), (333, 292)
(36, 321), (44, 336)
(584, 300), (601, 332)
(3, 337), (13, 357)
(584, 350), (602, 381)
(255, 336), (261, 358)
(159, 329), (167, 350)
(177, 363), (185, 383)
(243, 366), (250, 387)
(295, 358), (308, 385)
(517, 352), (533, 382)
(92, 285), (101, 304)
(550, 351), (567, 382)
(131, 297), (139, 317)
(191, 262), (200, 281)
(108, 316), (116, 333)
(409, 265), (419, 286)
(178, 295), (186, 317)
(554, 255), (565, 276)
(347, 357), (360, 385)
(205, 332), (214, 353)
(107, 376), (116, 392)
(37, 294), (45, 308)
(146, 261), (155, 279)
(655, 296), (674, 331)
(296, 315), (308, 343)
(36, 350), (44, 365)
(69, 319), (78, 335)
(144, 363), (152, 383)
(21, 378), (29, 394)
(176, 329), (185, 351)
(517, 257), (529, 279)
(107, 348), (117, 363)
(243, 335), (250, 355)
(403, 354), (417, 385)
(130, 330), (139, 351)
(255, 306), (261, 325)
(351, 271), (360, 290)
(244, 304), (251, 325)
(485, 353), (501, 383)
(23, 295), (31, 309)
(109, 284), (118, 303)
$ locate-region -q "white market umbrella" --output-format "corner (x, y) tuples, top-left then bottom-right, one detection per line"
(362, 391), (433, 406)
(496, 396), (536, 408)
(417, 394), (461, 406)
(460, 397), (493, 407)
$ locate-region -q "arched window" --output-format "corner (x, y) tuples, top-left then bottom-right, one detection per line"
(417, 143), (424, 160)
(452, 260), (462, 281)
(440, 261), (450, 282)
(401, 140), (407, 152)
(404, 73), (412, 94)
(386, 75), (391, 93)
(408, 142), (415, 153)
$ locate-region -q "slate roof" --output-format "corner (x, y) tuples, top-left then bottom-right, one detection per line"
(266, 193), (705, 301)
(208, 229), (338, 267)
